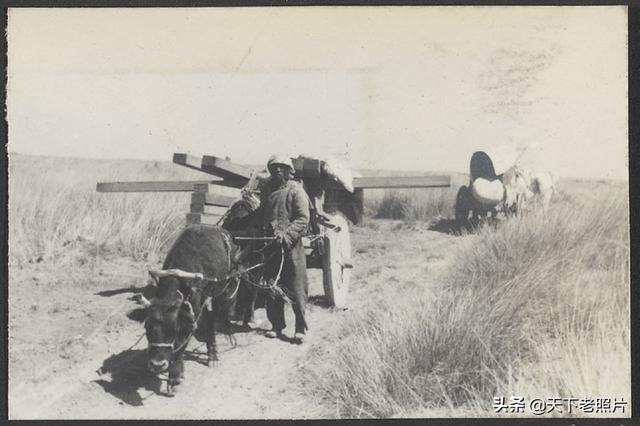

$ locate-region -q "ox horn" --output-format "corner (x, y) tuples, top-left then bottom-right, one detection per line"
(133, 293), (152, 308)
(135, 293), (184, 309)
(148, 268), (204, 281)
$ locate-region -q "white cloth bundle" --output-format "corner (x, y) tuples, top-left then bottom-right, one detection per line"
(240, 169), (271, 210)
(296, 153), (356, 193)
(471, 177), (504, 206)
(320, 158), (355, 193)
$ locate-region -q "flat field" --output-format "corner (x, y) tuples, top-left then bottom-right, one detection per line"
(7, 154), (630, 419)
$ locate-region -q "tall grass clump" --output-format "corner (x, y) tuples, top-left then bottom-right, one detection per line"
(306, 184), (629, 417)
(8, 154), (211, 268)
(366, 187), (458, 222)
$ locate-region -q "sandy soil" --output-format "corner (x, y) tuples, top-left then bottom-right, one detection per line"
(8, 220), (459, 419)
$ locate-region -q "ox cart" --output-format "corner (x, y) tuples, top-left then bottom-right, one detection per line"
(97, 153), (451, 308)
(454, 150), (532, 229)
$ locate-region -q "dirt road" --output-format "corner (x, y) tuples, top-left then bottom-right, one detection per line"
(8, 220), (458, 419)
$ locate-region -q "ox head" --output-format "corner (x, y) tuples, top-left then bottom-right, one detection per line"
(138, 274), (196, 374)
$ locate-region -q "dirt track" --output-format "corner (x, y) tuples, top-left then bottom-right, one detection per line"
(8, 220), (458, 419)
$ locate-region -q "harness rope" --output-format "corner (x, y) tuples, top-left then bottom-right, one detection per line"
(241, 247), (285, 291)
(169, 274), (240, 354)
(150, 243), (288, 354)
(141, 228), (334, 353)
(106, 237), (274, 373)
(149, 245), (275, 354)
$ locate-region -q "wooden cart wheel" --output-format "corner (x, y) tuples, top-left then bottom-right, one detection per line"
(322, 212), (352, 308)
(455, 185), (472, 229)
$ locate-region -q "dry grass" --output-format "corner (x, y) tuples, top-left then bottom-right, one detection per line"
(8, 154), (208, 268)
(364, 187), (458, 222)
(361, 170), (465, 222)
(305, 181), (630, 418)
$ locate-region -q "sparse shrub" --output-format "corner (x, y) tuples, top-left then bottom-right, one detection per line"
(367, 187), (459, 222)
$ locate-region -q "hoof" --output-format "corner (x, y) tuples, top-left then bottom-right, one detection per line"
(265, 330), (284, 339)
(165, 385), (176, 397)
(293, 332), (305, 345)
(207, 359), (218, 368)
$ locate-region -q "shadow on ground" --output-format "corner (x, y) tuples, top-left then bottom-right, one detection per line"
(428, 219), (463, 235)
(183, 346), (210, 367)
(308, 295), (332, 308)
(127, 308), (148, 323)
(94, 349), (165, 406)
(95, 285), (149, 298)
(430, 217), (504, 235)
(227, 321), (260, 334)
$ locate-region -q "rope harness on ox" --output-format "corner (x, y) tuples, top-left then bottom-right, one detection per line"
(145, 274), (241, 354)
(139, 226), (341, 353)
(143, 237), (285, 354)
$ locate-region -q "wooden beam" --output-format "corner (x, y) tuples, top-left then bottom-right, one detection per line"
(173, 153), (206, 173)
(190, 204), (230, 216)
(201, 155), (254, 181)
(193, 183), (243, 195)
(96, 179), (246, 193)
(97, 180), (216, 193)
(186, 213), (224, 226)
(352, 175), (451, 189)
(202, 179), (247, 189)
(173, 153), (253, 185)
(191, 192), (237, 207)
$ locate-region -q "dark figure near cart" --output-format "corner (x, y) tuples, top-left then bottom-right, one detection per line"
(261, 154), (310, 344)
(235, 154), (311, 344)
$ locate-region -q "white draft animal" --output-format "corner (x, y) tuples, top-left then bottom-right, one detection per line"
(524, 170), (558, 209)
(502, 166), (558, 211)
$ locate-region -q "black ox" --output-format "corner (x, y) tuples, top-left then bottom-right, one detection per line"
(137, 224), (251, 394)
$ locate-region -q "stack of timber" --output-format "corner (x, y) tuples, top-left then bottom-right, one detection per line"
(186, 184), (241, 225)
(96, 153), (451, 226)
(173, 154), (247, 225)
(96, 154), (249, 225)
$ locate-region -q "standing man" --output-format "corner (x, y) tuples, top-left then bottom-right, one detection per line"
(259, 154), (310, 344)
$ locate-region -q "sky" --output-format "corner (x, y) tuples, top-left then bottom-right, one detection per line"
(6, 6), (628, 179)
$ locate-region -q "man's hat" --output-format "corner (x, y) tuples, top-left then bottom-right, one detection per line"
(267, 154), (295, 171)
